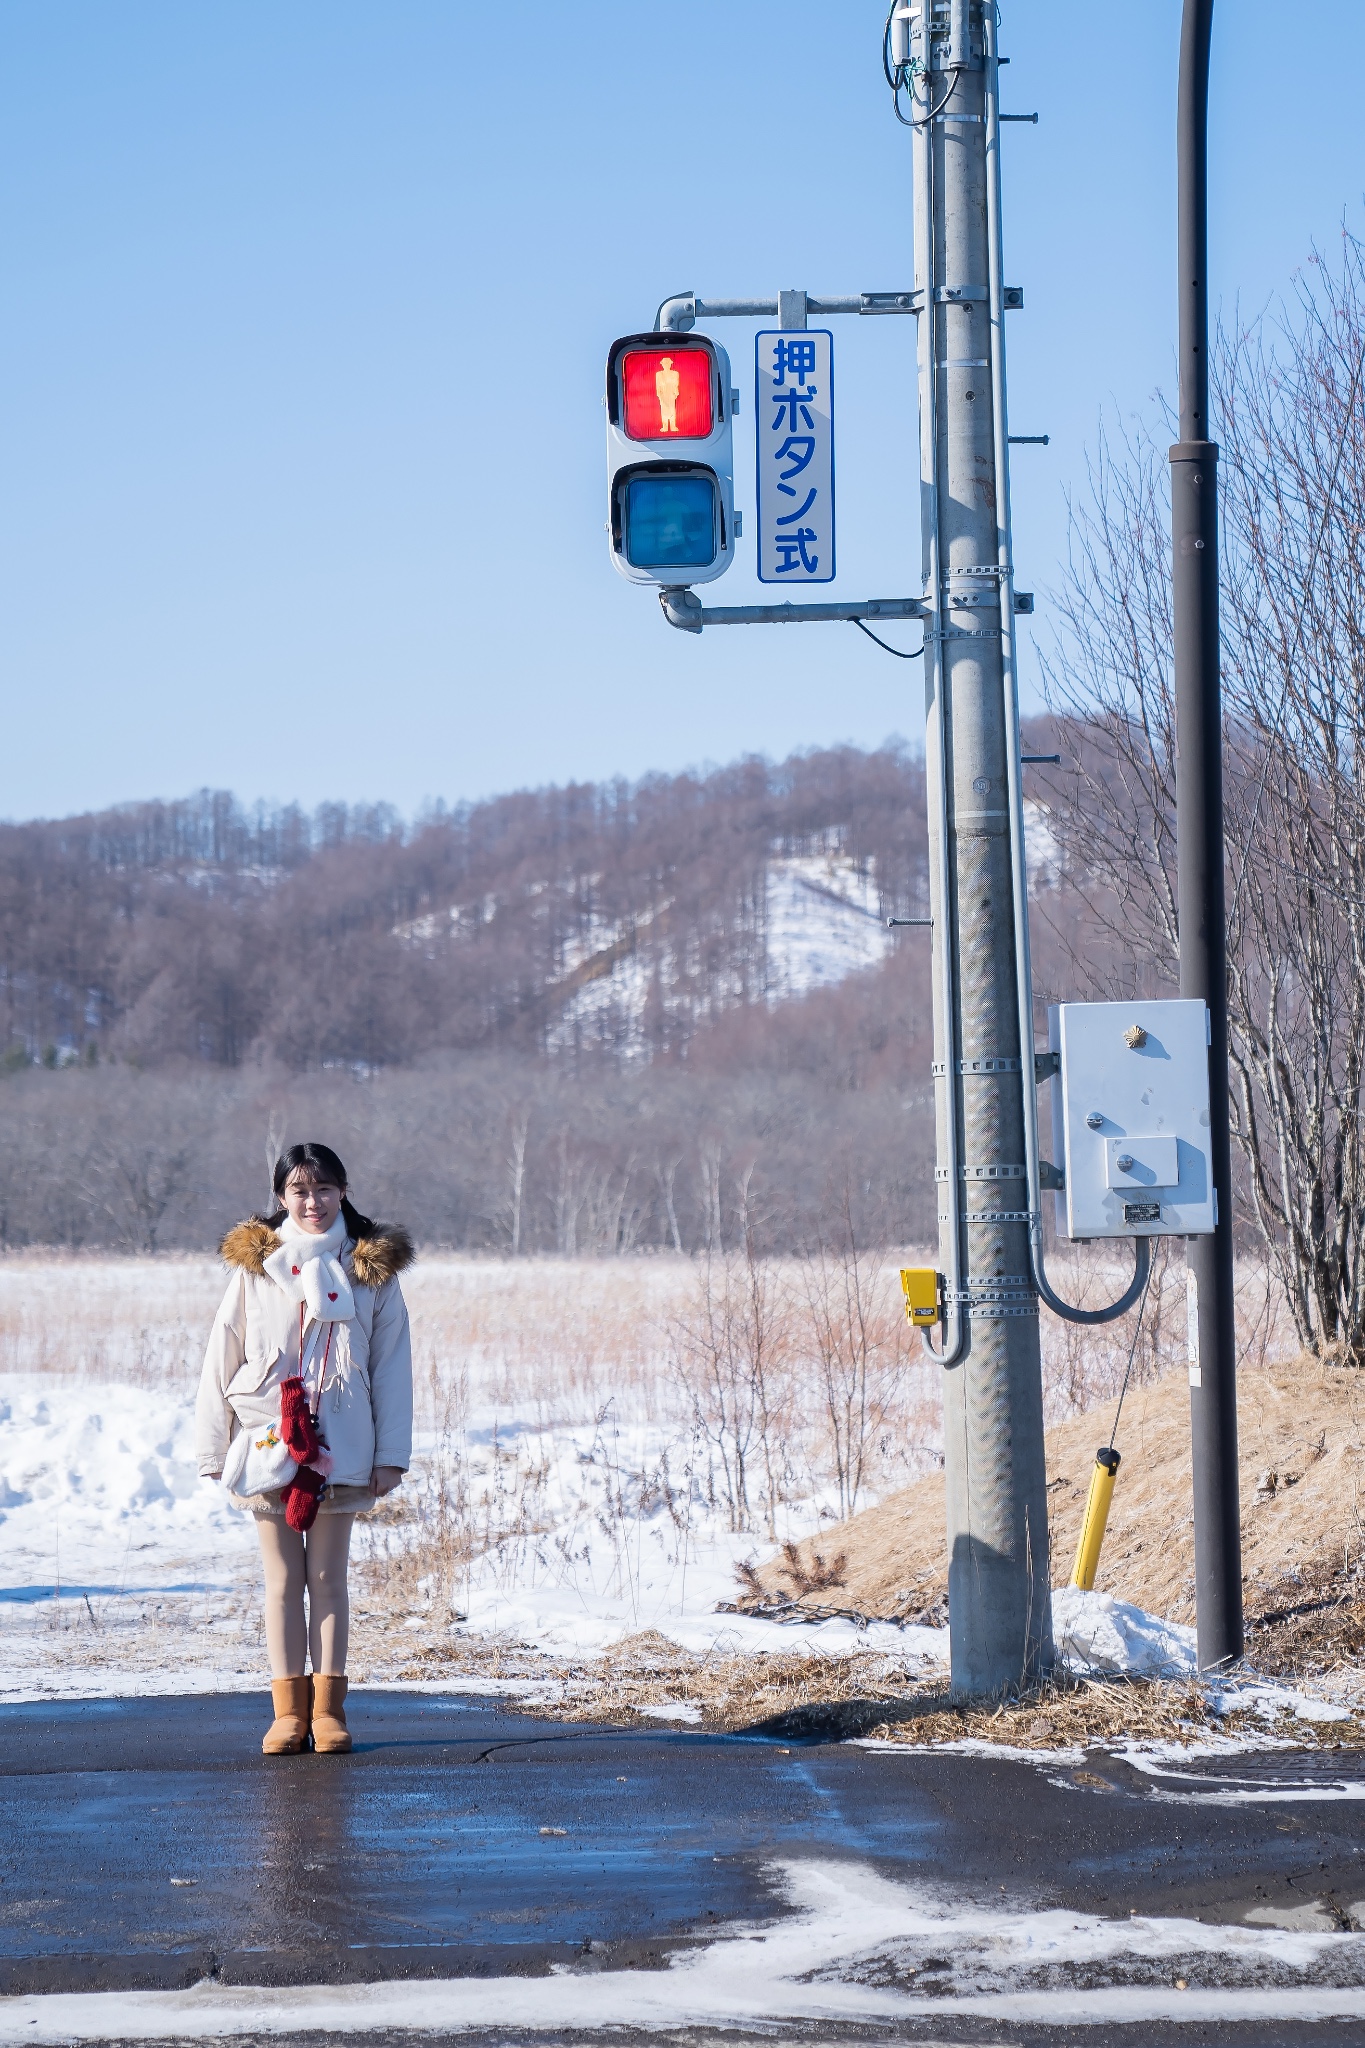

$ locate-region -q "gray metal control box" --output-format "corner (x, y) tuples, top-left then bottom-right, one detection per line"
(1047, 999), (1215, 1240)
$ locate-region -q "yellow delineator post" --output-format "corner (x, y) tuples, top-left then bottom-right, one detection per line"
(900, 1267), (941, 1328)
(1071, 1447), (1122, 1590)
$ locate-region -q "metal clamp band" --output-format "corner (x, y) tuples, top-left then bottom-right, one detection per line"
(970, 1302), (1039, 1318)
(944, 1283), (1035, 1301)
(975, 1275), (1035, 1291)
(932, 1057), (1022, 1075)
(936, 1163), (1028, 1181)
(960, 1209), (1035, 1223)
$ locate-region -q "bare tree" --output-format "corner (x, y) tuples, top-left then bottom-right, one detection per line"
(667, 1210), (791, 1538)
(798, 1195), (907, 1518)
(504, 1106), (529, 1255)
(654, 1155), (685, 1253)
(1040, 232), (1365, 1359)
(698, 1139), (724, 1253)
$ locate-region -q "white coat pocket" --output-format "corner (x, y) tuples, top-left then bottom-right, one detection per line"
(226, 1347), (282, 1401)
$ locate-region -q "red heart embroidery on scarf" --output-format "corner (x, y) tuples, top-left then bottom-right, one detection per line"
(328, 1291), (338, 1301)
(292, 1266), (300, 1276)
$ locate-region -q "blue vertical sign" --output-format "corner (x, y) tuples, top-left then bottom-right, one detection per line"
(755, 330), (835, 585)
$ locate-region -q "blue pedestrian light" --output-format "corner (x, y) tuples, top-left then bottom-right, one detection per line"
(624, 471), (718, 568)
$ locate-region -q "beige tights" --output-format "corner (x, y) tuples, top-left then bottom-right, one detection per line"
(256, 1513), (356, 1678)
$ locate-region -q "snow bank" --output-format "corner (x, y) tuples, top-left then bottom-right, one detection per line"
(0, 1376), (252, 1597)
(1051, 1584), (1198, 1677)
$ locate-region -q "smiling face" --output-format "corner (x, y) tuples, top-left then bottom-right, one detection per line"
(281, 1170), (344, 1236)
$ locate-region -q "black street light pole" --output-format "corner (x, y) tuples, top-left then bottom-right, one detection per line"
(1170, 0), (1243, 1670)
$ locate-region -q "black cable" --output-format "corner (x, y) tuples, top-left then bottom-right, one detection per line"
(1108, 1251), (1157, 1452)
(894, 68), (959, 130)
(1032, 1230), (1152, 1326)
(883, 7), (959, 130)
(882, 3), (901, 90)
(852, 619), (925, 659)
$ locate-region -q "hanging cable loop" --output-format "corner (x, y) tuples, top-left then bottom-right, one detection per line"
(1031, 1233), (1154, 1327)
(852, 618), (925, 659)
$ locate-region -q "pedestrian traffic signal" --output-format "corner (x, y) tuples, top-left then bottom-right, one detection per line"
(605, 333), (735, 585)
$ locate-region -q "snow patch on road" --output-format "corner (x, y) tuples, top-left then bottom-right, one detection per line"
(1, 1857), (1361, 2041)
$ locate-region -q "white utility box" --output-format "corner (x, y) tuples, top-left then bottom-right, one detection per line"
(1048, 999), (1215, 1240)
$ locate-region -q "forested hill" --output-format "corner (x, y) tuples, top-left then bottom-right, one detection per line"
(0, 746), (928, 1072)
(0, 746), (960, 1253)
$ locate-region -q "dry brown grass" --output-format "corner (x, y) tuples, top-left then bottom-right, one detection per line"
(752, 1349), (1365, 1633)
(0, 1252), (225, 1389)
(856, 1675), (1365, 1752)
(361, 1623), (1365, 1751)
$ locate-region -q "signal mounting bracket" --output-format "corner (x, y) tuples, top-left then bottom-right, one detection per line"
(659, 588), (1034, 633)
(659, 588), (930, 633)
(654, 286), (1023, 331)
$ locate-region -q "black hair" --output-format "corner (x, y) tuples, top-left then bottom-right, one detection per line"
(265, 1141), (377, 1240)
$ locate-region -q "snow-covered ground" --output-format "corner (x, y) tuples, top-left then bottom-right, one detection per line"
(1051, 1583), (1197, 1677)
(0, 1369), (939, 1698)
(0, 1249), (952, 1698)
(0, 1377), (253, 1600)
(0, 1253), (1357, 1736)
(0, 1360), (1353, 1741)
(0, 1367), (1170, 1691)
(444, 1405), (928, 1660)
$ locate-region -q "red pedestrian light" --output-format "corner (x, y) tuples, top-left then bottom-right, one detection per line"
(621, 348), (714, 441)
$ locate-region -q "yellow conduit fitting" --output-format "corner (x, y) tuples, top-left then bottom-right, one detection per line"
(900, 1267), (942, 1328)
(1071, 1447), (1122, 1590)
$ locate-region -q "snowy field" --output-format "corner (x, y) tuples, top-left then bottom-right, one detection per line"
(0, 1250), (1348, 1733)
(0, 1251), (950, 1700)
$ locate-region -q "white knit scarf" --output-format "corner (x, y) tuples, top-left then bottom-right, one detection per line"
(263, 1212), (356, 1324)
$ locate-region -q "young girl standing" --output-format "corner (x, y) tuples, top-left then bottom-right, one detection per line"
(195, 1143), (414, 1755)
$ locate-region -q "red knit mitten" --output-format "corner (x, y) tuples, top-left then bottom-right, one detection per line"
(278, 1377), (322, 1465)
(281, 1464), (326, 1533)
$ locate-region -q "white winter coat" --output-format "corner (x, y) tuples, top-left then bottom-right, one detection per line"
(195, 1218), (414, 1490)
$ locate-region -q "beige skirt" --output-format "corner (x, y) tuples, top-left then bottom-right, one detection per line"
(230, 1482), (378, 1519)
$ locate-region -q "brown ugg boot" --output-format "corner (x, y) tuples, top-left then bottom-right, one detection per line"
(311, 1674), (352, 1753)
(262, 1676), (311, 1754)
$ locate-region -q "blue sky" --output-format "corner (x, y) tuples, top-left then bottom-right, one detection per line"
(1, 2), (1362, 821)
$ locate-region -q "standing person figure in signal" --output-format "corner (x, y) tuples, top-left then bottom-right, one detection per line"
(655, 355), (680, 432)
(195, 1143), (414, 1755)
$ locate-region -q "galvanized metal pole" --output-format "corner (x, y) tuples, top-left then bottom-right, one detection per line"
(1170, 0), (1244, 1670)
(912, 0), (1053, 1696)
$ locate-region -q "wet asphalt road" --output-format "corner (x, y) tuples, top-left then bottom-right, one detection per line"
(2, 1690), (1364, 2044)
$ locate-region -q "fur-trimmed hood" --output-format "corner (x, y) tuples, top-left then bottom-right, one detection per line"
(219, 1218), (415, 1290)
